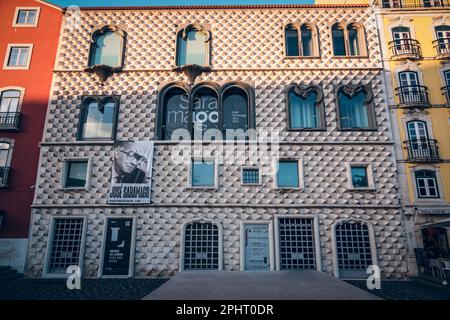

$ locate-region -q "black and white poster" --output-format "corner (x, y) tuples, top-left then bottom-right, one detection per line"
(102, 218), (134, 276)
(108, 141), (154, 204)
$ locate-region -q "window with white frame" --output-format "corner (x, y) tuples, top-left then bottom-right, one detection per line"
(276, 160), (300, 189)
(191, 159), (215, 188)
(4, 45), (33, 69)
(415, 170), (440, 198)
(0, 142), (11, 186)
(14, 9), (39, 26)
(348, 163), (374, 190)
(63, 160), (89, 189)
(47, 218), (85, 274)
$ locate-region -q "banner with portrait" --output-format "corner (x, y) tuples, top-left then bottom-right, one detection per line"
(108, 141), (154, 204)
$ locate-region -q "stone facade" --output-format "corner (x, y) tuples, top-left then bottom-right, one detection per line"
(27, 4), (409, 279)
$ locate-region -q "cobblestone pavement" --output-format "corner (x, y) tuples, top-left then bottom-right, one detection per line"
(0, 277), (168, 300)
(346, 280), (450, 300)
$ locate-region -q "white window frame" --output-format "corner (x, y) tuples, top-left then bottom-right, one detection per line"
(240, 221), (275, 271)
(179, 218), (223, 271)
(98, 216), (136, 278)
(3, 44), (34, 70)
(274, 215), (322, 271)
(0, 138), (15, 188)
(12, 7), (40, 28)
(43, 216), (88, 278)
(273, 158), (304, 190)
(0, 87), (25, 113)
(60, 157), (92, 190)
(331, 219), (378, 279)
(188, 157), (218, 189)
(240, 166), (262, 186)
(411, 166), (444, 203)
(346, 162), (376, 191)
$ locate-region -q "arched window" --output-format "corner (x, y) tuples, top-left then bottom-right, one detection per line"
(285, 23), (318, 57)
(337, 85), (375, 130)
(332, 24), (346, 56)
(222, 87), (249, 135)
(0, 90), (21, 128)
(192, 87), (219, 136)
(435, 25), (450, 54)
(285, 24), (300, 57)
(301, 24), (313, 57)
(78, 96), (119, 140)
(161, 87), (189, 140)
(286, 85), (324, 130)
(88, 27), (125, 67)
(335, 222), (374, 279)
(176, 26), (210, 66)
(0, 142), (11, 185)
(183, 221), (220, 270)
(157, 82), (254, 141)
(348, 24), (360, 56)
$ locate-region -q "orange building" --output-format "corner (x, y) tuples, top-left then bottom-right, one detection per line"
(0, 0), (62, 272)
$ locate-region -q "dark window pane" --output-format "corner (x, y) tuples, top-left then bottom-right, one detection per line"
(301, 26), (313, 56)
(192, 160), (214, 187)
(193, 88), (219, 136)
(223, 88), (248, 138)
(277, 161), (299, 188)
(65, 162), (87, 188)
(242, 168), (259, 184)
(333, 27), (346, 56)
(90, 31), (122, 67)
(162, 88), (189, 140)
(286, 26), (300, 56)
(348, 27), (360, 56)
(351, 166), (368, 188)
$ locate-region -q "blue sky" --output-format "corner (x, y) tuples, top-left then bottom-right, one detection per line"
(48, 0), (313, 7)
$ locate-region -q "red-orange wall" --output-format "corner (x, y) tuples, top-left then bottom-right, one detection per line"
(0, 0), (62, 238)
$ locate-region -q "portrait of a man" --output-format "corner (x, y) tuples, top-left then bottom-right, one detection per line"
(112, 141), (152, 184)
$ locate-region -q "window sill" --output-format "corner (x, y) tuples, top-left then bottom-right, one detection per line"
(12, 24), (38, 28)
(59, 187), (89, 191)
(332, 55), (369, 59)
(275, 187), (302, 191)
(284, 56), (321, 59)
(3, 66), (30, 70)
(347, 187), (376, 192)
(287, 128), (326, 132)
(337, 128), (378, 132)
(414, 198), (445, 204)
(241, 183), (262, 186)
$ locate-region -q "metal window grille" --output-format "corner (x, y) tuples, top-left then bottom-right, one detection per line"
(278, 218), (316, 270)
(184, 222), (219, 270)
(336, 222), (373, 278)
(242, 168), (259, 184)
(48, 218), (84, 274)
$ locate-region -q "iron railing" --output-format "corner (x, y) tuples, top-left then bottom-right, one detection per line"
(388, 39), (421, 59)
(382, 0), (450, 8)
(433, 39), (450, 57)
(441, 85), (450, 103)
(405, 139), (440, 162)
(396, 85), (430, 107)
(0, 112), (21, 131)
(0, 167), (10, 186)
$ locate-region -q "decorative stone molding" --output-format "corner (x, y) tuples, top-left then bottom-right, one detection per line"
(339, 84), (374, 103)
(178, 23), (211, 42)
(84, 65), (123, 84)
(172, 64), (212, 84)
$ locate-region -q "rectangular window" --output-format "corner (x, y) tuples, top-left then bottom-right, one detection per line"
(47, 218), (85, 274)
(415, 171), (439, 198)
(16, 10), (37, 25)
(78, 97), (119, 141)
(242, 168), (260, 185)
(192, 160), (215, 187)
(351, 166), (369, 188)
(8, 47), (29, 67)
(64, 161), (88, 188)
(277, 160), (300, 188)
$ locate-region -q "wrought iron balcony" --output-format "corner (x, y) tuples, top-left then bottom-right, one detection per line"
(395, 85), (430, 108)
(405, 139), (440, 163)
(381, 0), (450, 8)
(388, 39), (421, 60)
(0, 167), (10, 186)
(441, 86), (450, 104)
(433, 39), (450, 59)
(0, 112), (21, 131)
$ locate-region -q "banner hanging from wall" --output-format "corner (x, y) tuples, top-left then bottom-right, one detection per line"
(108, 141), (154, 204)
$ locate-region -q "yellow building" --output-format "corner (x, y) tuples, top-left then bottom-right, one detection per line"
(375, 0), (450, 276)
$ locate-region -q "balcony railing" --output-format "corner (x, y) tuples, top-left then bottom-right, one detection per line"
(405, 139), (440, 163)
(433, 39), (450, 59)
(382, 0), (450, 8)
(441, 86), (450, 103)
(0, 112), (21, 131)
(388, 39), (421, 60)
(0, 167), (10, 186)
(396, 85), (430, 107)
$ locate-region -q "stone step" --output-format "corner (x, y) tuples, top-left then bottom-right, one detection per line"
(0, 266), (21, 280)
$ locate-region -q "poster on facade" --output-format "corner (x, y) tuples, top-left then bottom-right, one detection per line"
(244, 224), (270, 271)
(102, 218), (134, 276)
(108, 141), (154, 204)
